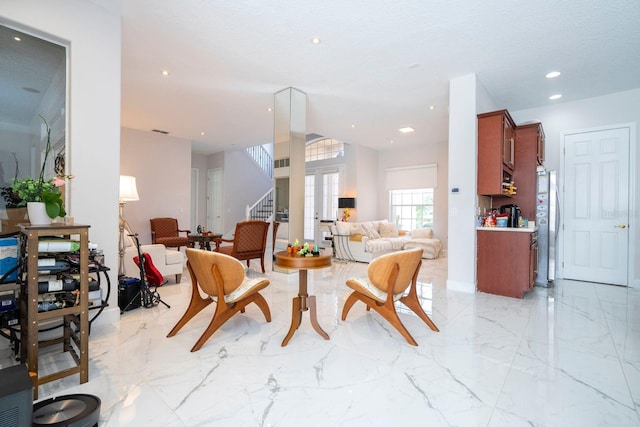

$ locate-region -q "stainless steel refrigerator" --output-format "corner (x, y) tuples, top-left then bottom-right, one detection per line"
(535, 168), (559, 287)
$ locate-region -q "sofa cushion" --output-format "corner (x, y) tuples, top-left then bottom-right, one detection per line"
(349, 223), (366, 235)
(365, 237), (406, 253)
(361, 223), (380, 239)
(379, 223), (399, 238)
(411, 228), (434, 239)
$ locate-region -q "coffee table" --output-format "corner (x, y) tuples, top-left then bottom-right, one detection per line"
(188, 233), (222, 251)
(274, 250), (332, 346)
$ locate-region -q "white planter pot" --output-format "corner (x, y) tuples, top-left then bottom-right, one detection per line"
(27, 202), (52, 225)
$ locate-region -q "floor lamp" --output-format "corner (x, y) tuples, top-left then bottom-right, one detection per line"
(118, 175), (140, 277)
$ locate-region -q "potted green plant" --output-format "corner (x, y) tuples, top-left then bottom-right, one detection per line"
(11, 116), (72, 223)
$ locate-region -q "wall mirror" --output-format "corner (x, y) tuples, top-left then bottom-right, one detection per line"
(275, 177), (289, 222)
(0, 23), (67, 231)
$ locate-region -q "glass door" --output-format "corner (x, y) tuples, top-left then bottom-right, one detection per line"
(304, 169), (340, 245)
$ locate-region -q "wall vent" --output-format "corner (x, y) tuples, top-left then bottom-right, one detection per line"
(151, 129), (169, 134)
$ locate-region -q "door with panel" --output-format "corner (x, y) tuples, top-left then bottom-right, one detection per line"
(563, 126), (630, 285)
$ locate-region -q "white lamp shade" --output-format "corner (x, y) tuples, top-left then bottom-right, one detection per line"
(119, 175), (140, 202)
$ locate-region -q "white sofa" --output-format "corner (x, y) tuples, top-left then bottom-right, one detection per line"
(403, 227), (443, 259)
(123, 235), (185, 284)
(332, 220), (441, 263)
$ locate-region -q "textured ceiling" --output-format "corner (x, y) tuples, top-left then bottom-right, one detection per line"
(5, 1), (640, 155)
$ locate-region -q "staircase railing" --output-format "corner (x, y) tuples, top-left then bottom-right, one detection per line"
(246, 145), (273, 179)
(246, 188), (274, 221)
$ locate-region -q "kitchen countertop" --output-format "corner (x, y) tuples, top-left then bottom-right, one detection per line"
(476, 226), (538, 233)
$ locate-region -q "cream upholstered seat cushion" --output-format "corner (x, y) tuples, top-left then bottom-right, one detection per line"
(224, 277), (269, 303)
(345, 277), (405, 303)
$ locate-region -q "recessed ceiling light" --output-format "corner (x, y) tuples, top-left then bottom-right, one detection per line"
(429, 106), (435, 110)
(545, 71), (561, 79)
(311, 37), (321, 44)
(351, 124), (356, 128)
(549, 94), (562, 100)
(389, 139), (395, 144)
(200, 132), (205, 136)
(267, 107), (272, 112)
(399, 127), (415, 134)
(14, 36), (21, 42)
(161, 70), (169, 76)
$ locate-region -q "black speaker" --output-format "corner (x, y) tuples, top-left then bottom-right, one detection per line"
(0, 364), (32, 427)
(118, 277), (141, 312)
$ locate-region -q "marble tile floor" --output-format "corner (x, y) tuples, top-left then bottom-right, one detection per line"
(1, 255), (639, 426)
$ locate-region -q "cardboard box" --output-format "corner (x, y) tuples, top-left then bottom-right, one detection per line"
(0, 237), (18, 283)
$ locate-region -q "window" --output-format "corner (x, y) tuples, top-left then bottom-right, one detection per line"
(304, 174), (315, 240)
(390, 188), (434, 231)
(305, 138), (344, 162)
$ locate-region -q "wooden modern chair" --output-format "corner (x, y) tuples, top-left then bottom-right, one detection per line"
(341, 247), (439, 346)
(167, 249), (271, 352)
(213, 220), (270, 273)
(150, 217), (190, 250)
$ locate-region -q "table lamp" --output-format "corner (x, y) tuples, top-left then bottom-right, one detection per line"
(338, 197), (356, 222)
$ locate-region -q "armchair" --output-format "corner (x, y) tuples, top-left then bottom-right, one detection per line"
(150, 217), (190, 250)
(213, 220), (270, 273)
(341, 247), (439, 345)
(167, 249), (271, 352)
(123, 234), (185, 283)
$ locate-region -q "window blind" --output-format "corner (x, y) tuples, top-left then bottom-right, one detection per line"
(385, 164), (437, 190)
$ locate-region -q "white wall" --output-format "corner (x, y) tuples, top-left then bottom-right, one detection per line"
(120, 127), (192, 245)
(191, 153), (208, 232)
(353, 144), (378, 223)
(512, 89), (640, 287)
(377, 139), (449, 249)
(1, 0), (122, 324)
(447, 74), (484, 293)
(220, 149), (272, 235)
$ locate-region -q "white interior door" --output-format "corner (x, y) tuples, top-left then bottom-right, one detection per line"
(207, 168), (223, 234)
(563, 126), (630, 285)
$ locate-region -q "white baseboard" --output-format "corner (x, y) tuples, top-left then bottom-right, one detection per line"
(446, 279), (476, 293)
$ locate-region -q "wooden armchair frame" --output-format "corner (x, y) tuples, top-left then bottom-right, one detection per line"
(150, 217), (191, 250)
(213, 220), (270, 272)
(341, 248), (439, 346)
(167, 249), (271, 352)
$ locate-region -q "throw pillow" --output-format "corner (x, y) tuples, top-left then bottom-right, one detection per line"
(411, 228), (434, 239)
(361, 223), (381, 240)
(350, 223), (366, 235)
(336, 221), (351, 235)
(379, 222), (399, 238)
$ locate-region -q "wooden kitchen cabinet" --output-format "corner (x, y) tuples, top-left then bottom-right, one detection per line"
(477, 109), (516, 196)
(493, 121), (544, 221)
(477, 229), (537, 298)
(536, 123), (545, 165)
